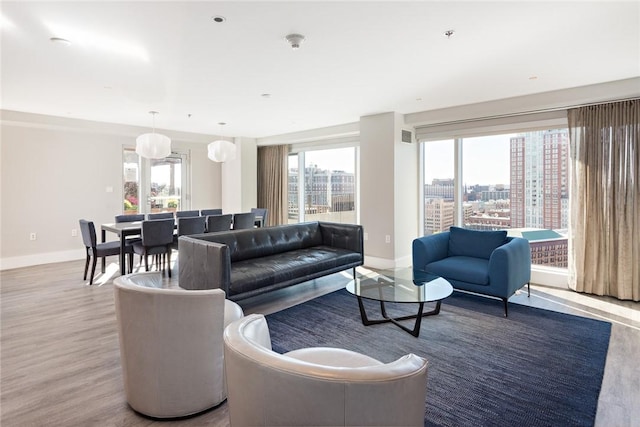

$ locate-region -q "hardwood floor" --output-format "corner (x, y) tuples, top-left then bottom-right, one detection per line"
(1, 260), (638, 426)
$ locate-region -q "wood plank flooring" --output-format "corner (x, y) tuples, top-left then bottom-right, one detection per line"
(1, 260), (638, 426)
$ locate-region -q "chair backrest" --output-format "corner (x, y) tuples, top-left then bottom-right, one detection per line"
(147, 212), (174, 220)
(177, 216), (206, 237)
(113, 272), (228, 418)
(115, 214), (145, 223)
(201, 208), (222, 216)
(251, 208), (268, 227)
(223, 314), (428, 427)
(175, 210), (200, 218)
(79, 219), (96, 248)
(206, 214), (233, 232)
(233, 212), (256, 230)
(141, 219), (175, 247)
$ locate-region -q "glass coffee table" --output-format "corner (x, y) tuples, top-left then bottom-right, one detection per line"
(346, 270), (453, 337)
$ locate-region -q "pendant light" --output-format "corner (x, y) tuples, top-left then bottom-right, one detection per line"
(208, 122), (236, 162)
(136, 111), (171, 159)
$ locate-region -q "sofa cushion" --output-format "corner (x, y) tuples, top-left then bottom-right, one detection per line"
(425, 256), (491, 285)
(228, 246), (362, 296)
(447, 226), (507, 260)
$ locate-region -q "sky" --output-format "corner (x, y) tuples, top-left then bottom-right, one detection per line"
(289, 134), (514, 185)
(424, 135), (514, 186)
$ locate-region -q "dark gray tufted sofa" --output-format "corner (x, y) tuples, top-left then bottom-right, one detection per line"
(178, 222), (364, 300)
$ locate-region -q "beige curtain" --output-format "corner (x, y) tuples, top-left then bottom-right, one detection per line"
(568, 99), (639, 301)
(257, 145), (288, 226)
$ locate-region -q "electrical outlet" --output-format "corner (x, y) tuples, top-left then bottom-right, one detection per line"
(30, 232), (37, 241)
(385, 235), (391, 243)
(71, 229), (78, 237)
(363, 232), (368, 241)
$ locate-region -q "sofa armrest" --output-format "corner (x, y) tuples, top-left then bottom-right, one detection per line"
(488, 237), (532, 298)
(178, 236), (232, 293)
(318, 222), (363, 255)
(412, 232), (450, 270)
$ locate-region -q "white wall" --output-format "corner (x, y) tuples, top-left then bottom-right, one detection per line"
(221, 137), (257, 213)
(0, 110), (221, 270)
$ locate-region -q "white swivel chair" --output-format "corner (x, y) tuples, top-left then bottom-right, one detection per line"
(223, 313), (428, 427)
(113, 272), (244, 418)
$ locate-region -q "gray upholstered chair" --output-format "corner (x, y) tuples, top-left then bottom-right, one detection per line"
(206, 214), (233, 232)
(114, 272), (244, 418)
(132, 219), (175, 277)
(232, 212), (256, 230)
(223, 314), (428, 427)
(250, 208), (268, 227)
(147, 212), (174, 220)
(79, 219), (133, 285)
(201, 208), (223, 216)
(173, 216), (206, 249)
(115, 214), (145, 223)
(175, 210), (200, 218)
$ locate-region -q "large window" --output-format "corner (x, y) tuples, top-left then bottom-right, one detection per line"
(122, 148), (189, 215)
(288, 147), (358, 224)
(422, 129), (569, 268)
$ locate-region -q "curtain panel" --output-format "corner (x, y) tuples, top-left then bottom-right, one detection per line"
(257, 145), (288, 226)
(568, 99), (639, 301)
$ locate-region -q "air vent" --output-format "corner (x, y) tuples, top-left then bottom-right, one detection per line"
(401, 129), (414, 143)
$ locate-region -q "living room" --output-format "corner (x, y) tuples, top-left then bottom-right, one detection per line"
(1, 1), (639, 426)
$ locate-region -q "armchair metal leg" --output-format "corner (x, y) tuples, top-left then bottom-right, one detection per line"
(503, 298), (508, 317)
(527, 282), (531, 297)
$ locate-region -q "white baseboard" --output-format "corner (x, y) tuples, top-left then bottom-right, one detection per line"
(531, 266), (569, 289)
(0, 249), (85, 271)
(364, 255), (412, 270)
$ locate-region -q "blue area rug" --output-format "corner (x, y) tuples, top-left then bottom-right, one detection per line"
(266, 289), (611, 427)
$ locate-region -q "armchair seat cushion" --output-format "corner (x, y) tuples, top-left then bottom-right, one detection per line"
(426, 256), (491, 286)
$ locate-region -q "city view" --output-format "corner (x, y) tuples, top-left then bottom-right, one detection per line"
(424, 129), (569, 267)
(286, 130), (570, 268)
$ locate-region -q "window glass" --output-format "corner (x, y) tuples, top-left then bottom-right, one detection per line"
(288, 147), (357, 225)
(422, 129), (569, 268)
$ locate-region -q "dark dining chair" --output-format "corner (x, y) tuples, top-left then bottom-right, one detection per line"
(250, 208), (269, 227)
(115, 214), (145, 223)
(79, 219), (134, 285)
(206, 214), (233, 232)
(232, 212), (256, 230)
(148, 212), (174, 220)
(115, 214), (145, 245)
(132, 219), (175, 277)
(173, 216), (206, 249)
(200, 208), (223, 216)
(175, 210), (200, 218)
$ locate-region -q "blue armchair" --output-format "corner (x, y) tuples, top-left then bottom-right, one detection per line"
(412, 226), (531, 316)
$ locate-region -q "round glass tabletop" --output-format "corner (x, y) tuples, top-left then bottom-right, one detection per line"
(346, 271), (453, 304)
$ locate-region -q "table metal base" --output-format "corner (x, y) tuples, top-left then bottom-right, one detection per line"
(356, 296), (442, 337)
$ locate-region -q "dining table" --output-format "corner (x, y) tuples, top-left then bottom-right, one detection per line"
(101, 215), (264, 275)
(101, 221), (145, 275)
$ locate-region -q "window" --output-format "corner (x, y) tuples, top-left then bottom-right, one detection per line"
(122, 148), (189, 215)
(422, 129), (569, 268)
(288, 147), (358, 224)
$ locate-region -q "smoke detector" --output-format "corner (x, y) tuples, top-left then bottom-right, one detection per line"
(285, 33), (305, 50)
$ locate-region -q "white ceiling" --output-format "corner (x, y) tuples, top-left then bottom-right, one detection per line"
(1, 1), (639, 139)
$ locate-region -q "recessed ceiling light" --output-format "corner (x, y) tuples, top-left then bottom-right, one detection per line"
(50, 37), (71, 45)
(261, 93), (271, 98)
(212, 15), (226, 23)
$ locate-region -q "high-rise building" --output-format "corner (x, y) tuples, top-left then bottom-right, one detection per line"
(510, 129), (569, 229)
